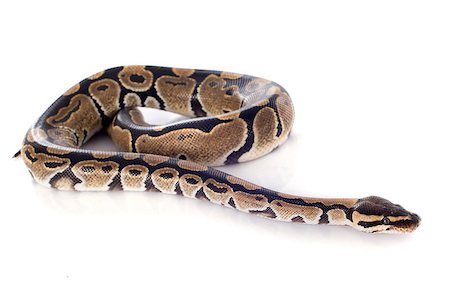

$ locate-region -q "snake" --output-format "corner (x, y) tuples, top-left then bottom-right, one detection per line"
(16, 65), (420, 233)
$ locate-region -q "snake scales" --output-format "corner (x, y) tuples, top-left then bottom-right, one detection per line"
(17, 65), (420, 233)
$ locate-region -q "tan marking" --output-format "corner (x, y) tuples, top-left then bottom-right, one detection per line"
(46, 146), (74, 155)
(197, 74), (242, 116)
(239, 107), (278, 162)
(152, 126), (165, 131)
(202, 179), (232, 204)
(215, 111), (241, 120)
(124, 93), (142, 107)
(220, 72), (243, 80)
(172, 68), (195, 77)
(142, 154), (169, 166)
(275, 89), (295, 141)
(270, 200), (323, 223)
(151, 167), (179, 194)
(91, 151), (115, 159)
(388, 216), (411, 222)
(128, 109), (151, 128)
(177, 160), (208, 172)
(123, 152), (139, 160)
(88, 70), (105, 80)
(52, 176), (76, 191)
(121, 165), (149, 191)
(118, 65), (153, 92)
(127, 109), (151, 127)
(108, 124), (132, 152)
(46, 94), (102, 147)
(179, 174), (203, 198)
(232, 191), (269, 212)
(26, 128), (48, 143)
(21, 144), (71, 185)
(226, 175), (261, 190)
(72, 160), (119, 191)
(63, 83), (80, 96)
(155, 75), (197, 116)
(135, 119), (247, 165)
(251, 106), (278, 150)
(352, 211), (384, 223)
(327, 209), (349, 225)
(144, 96), (159, 108)
(88, 79), (121, 117)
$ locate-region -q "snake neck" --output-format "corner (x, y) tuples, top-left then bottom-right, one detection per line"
(290, 196), (358, 226)
(241, 189), (359, 226)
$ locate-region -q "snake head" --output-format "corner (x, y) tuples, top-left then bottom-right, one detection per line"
(350, 196), (421, 233)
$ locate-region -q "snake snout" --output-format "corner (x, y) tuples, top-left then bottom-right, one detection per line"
(409, 212), (421, 228)
(411, 212), (421, 222)
(389, 211), (421, 233)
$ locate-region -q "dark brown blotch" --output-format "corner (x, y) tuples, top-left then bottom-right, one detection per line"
(195, 188), (210, 201)
(208, 81), (219, 88)
(174, 183), (183, 195)
(81, 166), (95, 173)
(97, 85), (108, 91)
(206, 182), (228, 194)
(291, 216), (305, 223)
(44, 161), (67, 168)
(130, 74), (145, 83)
(319, 214), (329, 224)
(225, 89), (234, 96)
(249, 207), (277, 219)
(228, 197), (236, 208)
(166, 80), (187, 87)
(102, 165), (113, 173)
(160, 172), (174, 179)
(129, 169), (142, 176)
(186, 177), (199, 185)
(24, 150), (38, 162)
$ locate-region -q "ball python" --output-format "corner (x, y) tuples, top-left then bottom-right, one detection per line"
(16, 65), (420, 233)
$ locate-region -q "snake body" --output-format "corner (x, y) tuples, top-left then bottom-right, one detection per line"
(18, 65), (420, 233)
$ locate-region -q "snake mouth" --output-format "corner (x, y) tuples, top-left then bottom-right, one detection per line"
(388, 213), (421, 233)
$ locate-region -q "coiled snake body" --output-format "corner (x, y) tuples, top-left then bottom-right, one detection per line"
(17, 65), (420, 233)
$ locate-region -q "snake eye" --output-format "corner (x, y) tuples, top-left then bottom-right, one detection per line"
(383, 217), (390, 225)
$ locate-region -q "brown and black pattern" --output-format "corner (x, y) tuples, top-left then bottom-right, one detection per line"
(118, 66), (153, 92)
(155, 70), (197, 116)
(88, 79), (121, 117)
(17, 65), (420, 233)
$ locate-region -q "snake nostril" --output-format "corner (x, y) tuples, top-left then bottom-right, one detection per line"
(411, 213), (421, 224)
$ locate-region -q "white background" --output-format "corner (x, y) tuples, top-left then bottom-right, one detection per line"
(1, 1), (449, 282)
